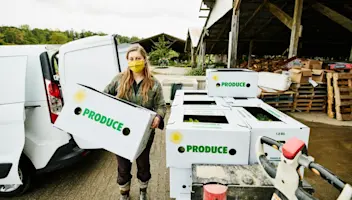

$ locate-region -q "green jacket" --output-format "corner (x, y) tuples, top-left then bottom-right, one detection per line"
(103, 74), (167, 128)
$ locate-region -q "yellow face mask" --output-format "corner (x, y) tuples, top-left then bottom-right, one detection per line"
(128, 60), (145, 73)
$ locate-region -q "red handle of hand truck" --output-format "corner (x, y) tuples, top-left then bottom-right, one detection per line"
(203, 184), (227, 200)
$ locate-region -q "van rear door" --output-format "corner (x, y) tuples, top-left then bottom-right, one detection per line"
(57, 35), (131, 149)
(0, 56), (27, 184)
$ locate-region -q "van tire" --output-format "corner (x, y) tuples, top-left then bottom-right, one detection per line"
(0, 156), (34, 197)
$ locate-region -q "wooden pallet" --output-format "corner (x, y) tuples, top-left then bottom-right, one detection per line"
(327, 73), (352, 121)
(294, 99), (327, 112)
(259, 91), (296, 112)
(291, 83), (328, 112)
(260, 91), (296, 102)
(327, 73), (335, 118)
(266, 102), (295, 112)
(290, 83), (327, 95)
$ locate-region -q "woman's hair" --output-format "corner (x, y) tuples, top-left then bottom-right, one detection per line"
(117, 44), (154, 104)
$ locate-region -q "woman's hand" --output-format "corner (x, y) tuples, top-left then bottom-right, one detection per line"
(151, 116), (160, 129)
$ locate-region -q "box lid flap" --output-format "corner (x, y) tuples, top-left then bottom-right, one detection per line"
(290, 68), (302, 74)
(78, 83), (156, 114)
(312, 69), (323, 75)
(301, 69), (312, 76)
(212, 68), (254, 72)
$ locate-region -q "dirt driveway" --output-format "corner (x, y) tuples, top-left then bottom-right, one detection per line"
(6, 111), (352, 200)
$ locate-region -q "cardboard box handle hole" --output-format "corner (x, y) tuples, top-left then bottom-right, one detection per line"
(74, 107), (82, 115)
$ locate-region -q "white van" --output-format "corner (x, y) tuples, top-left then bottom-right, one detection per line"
(0, 35), (131, 197)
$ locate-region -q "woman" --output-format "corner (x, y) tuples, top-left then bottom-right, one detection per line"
(103, 44), (166, 200)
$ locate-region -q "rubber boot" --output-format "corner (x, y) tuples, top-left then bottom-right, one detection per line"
(139, 180), (148, 200)
(119, 181), (130, 200)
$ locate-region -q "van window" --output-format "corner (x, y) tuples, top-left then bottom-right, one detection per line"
(52, 52), (60, 80)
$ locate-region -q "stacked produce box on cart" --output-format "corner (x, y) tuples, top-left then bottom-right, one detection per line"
(166, 68), (311, 200)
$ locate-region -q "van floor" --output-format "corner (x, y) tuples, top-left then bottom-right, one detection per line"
(11, 109), (352, 200)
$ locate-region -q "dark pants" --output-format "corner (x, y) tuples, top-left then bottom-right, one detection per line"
(116, 132), (155, 186)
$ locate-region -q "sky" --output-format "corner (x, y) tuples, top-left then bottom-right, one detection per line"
(0, 0), (208, 39)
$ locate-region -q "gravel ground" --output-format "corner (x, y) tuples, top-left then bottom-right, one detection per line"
(3, 109), (352, 200)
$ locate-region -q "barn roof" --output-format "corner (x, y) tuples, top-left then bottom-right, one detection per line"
(195, 0), (352, 59)
(132, 33), (186, 53)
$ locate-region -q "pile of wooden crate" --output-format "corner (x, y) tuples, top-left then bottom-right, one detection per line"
(290, 83), (328, 112)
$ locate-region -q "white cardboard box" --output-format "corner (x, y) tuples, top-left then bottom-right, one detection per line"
(169, 167), (192, 199)
(258, 72), (292, 91)
(172, 92), (230, 110)
(232, 103), (310, 164)
(166, 108), (250, 168)
(222, 97), (263, 107)
(206, 68), (258, 98)
(54, 84), (156, 161)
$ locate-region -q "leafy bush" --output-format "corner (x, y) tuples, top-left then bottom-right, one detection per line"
(186, 67), (206, 76)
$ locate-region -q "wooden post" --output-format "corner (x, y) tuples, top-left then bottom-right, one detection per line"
(202, 41), (206, 70)
(288, 0), (304, 58)
(230, 1), (240, 68)
(227, 32), (232, 68)
(191, 47), (197, 68)
(248, 40), (254, 68)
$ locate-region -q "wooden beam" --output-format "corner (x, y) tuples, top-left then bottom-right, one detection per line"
(312, 2), (352, 33)
(167, 40), (177, 49)
(240, 1), (267, 33)
(265, 1), (293, 30)
(255, 2), (288, 37)
(207, 38), (348, 45)
(289, 0), (304, 58)
(229, 6), (240, 68)
(345, 4), (352, 13)
(209, 17), (231, 53)
(234, 0), (242, 11)
(247, 40), (254, 68)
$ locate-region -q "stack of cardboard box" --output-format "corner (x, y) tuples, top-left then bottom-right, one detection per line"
(289, 59), (333, 84)
(167, 68), (310, 200)
(288, 59), (336, 113)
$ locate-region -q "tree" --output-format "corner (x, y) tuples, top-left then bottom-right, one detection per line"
(50, 32), (69, 44)
(130, 36), (140, 42)
(3, 28), (25, 44)
(0, 33), (5, 45)
(0, 25), (131, 45)
(20, 24), (39, 44)
(32, 28), (46, 43)
(148, 35), (179, 66)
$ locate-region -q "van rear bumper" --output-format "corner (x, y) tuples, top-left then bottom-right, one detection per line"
(36, 139), (90, 174)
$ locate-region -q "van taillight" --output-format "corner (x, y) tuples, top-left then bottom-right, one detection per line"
(48, 82), (61, 98)
(51, 113), (59, 123)
(45, 80), (63, 123)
